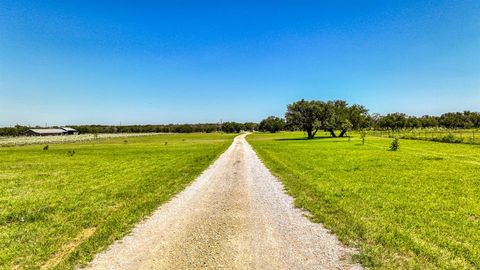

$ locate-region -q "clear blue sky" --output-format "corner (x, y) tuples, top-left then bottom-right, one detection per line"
(1, 0), (479, 126)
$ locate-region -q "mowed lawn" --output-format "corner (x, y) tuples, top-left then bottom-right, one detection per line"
(247, 132), (480, 269)
(0, 133), (234, 269)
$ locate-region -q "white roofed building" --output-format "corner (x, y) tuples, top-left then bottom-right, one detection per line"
(23, 127), (78, 136)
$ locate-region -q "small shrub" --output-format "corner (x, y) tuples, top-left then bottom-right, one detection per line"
(43, 145), (49, 151)
(390, 138), (400, 151)
(164, 142), (168, 145)
(124, 140), (128, 144)
(67, 150), (76, 157)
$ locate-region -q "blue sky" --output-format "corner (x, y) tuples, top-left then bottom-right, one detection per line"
(1, 0), (479, 126)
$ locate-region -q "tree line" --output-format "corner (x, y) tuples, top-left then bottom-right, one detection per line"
(0, 123), (259, 137)
(1, 99), (478, 137)
(260, 100), (480, 138)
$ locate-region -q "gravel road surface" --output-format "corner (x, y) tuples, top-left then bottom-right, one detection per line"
(85, 134), (361, 269)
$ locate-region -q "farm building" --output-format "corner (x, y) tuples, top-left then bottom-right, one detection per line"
(61, 127), (79, 135)
(23, 127), (79, 136)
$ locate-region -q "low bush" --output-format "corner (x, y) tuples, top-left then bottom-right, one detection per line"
(390, 138), (400, 151)
(433, 134), (464, 143)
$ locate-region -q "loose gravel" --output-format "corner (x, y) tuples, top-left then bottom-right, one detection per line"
(84, 134), (362, 269)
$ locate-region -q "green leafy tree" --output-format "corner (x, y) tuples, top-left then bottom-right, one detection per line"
(439, 111), (479, 129)
(419, 115), (439, 128)
(378, 113), (408, 130)
(285, 100), (325, 139)
(259, 116), (285, 133)
(348, 104), (370, 129)
(286, 99), (369, 139)
(221, 122), (244, 133)
(324, 100), (366, 137)
(406, 116), (421, 128)
(244, 122), (258, 132)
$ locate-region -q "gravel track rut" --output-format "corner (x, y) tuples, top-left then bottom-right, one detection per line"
(85, 134), (361, 269)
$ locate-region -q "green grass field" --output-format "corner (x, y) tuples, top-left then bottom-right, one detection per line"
(247, 132), (480, 269)
(0, 133), (235, 269)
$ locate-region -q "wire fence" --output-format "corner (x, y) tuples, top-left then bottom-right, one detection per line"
(366, 129), (479, 145)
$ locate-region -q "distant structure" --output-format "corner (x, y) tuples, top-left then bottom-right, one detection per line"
(23, 127), (79, 136)
(60, 127), (79, 135)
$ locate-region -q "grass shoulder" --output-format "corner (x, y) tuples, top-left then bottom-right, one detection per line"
(0, 133), (235, 269)
(247, 131), (480, 269)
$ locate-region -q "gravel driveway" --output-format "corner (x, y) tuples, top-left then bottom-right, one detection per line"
(84, 134), (361, 269)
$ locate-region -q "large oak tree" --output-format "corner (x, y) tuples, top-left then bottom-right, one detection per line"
(285, 99), (369, 139)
